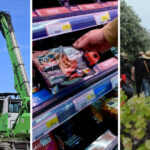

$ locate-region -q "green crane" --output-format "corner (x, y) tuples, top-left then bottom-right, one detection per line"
(0, 11), (30, 149)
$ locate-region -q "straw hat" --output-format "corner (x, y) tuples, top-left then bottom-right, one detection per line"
(138, 51), (144, 56)
(121, 52), (128, 59)
(143, 51), (150, 59)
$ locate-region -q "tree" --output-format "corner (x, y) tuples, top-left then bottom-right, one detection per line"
(121, 0), (150, 62)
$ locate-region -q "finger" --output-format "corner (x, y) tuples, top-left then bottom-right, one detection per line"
(73, 36), (85, 48)
(73, 33), (88, 48)
(75, 38), (90, 51)
(77, 39), (89, 50)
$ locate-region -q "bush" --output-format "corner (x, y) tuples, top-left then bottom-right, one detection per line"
(121, 90), (150, 149)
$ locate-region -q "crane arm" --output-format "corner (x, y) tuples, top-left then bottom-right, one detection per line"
(0, 12), (30, 110)
(0, 11), (30, 137)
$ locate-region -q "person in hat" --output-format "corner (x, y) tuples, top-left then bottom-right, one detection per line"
(121, 52), (134, 99)
(131, 51), (144, 97)
(121, 53), (131, 84)
(141, 51), (150, 97)
(121, 53), (127, 75)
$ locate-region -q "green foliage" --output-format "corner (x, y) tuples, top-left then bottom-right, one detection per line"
(145, 140), (150, 149)
(120, 90), (127, 101)
(121, 90), (150, 149)
(122, 136), (132, 150)
(121, 0), (150, 62)
(137, 140), (150, 150)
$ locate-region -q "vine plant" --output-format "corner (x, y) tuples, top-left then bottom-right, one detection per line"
(121, 90), (150, 150)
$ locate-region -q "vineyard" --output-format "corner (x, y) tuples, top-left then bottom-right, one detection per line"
(121, 91), (150, 149)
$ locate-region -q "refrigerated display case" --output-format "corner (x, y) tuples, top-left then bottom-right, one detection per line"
(32, 0), (118, 149)
(33, 91), (118, 150)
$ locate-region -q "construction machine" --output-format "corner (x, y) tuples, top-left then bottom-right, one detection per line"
(0, 11), (30, 150)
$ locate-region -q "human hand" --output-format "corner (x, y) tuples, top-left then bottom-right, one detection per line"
(73, 29), (111, 53)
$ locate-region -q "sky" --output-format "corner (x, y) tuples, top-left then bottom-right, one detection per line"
(0, 1), (30, 93)
(125, 0), (150, 30)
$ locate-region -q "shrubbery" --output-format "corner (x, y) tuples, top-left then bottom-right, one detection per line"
(121, 90), (150, 149)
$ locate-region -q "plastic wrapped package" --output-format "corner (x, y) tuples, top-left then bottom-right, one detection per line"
(33, 133), (58, 150)
(93, 57), (118, 73)
(63, 46), (94, 76)
(33, 48), (65, 87)
(33, 11), (38, 17)
(89, 105), (104, 123)
(101, 98), (118, 119)
(33, 46), (93, 94)
(85, 130), (117, 150)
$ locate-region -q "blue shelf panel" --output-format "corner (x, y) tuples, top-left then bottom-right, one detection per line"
(33, 9), (117, 41)
(33, 71), (118, 142)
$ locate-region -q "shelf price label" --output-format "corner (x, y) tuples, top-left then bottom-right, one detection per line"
(46, 114), (59, 129)
(46, 21), (72, 36)
(73, 90), (96, 111)
(87, 90), (96, 100)
(62, 23), (71, 31)
(101, 12), (110, 22)
(94, 12), (110, 25)
(111, 75), (118, 88)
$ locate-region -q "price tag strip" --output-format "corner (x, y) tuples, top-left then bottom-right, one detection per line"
(33, 9), (117, 41)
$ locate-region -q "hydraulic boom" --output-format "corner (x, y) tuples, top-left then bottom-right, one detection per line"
(0, 11), (30, 137)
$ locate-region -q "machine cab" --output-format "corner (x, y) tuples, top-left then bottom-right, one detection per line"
(0, 93), (21, 129)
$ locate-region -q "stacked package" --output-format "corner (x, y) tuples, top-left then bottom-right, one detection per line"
(102, 98), (118, 119)
(85, 130), (117, 150)
(33, 46), (93, 94)
(33, 133), (58, 150)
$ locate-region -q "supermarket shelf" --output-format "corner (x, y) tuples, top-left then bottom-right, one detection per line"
(33, 9), (117, 41)
(33, 2), (118, 22)
(33, 62), (117, 116)
(33, 71), (118, 141)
